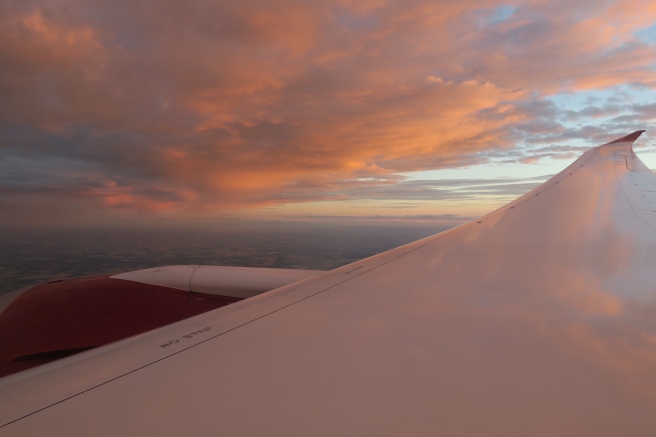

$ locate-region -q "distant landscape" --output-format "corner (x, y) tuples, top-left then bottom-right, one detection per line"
(0, 221), (457, 296)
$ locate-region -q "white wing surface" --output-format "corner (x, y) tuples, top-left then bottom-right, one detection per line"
(2, 131), (656, 436)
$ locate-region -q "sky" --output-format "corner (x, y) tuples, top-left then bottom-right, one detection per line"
(2, 0), (656, 227)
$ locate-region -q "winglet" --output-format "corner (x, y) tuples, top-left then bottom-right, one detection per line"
(605, 130), (646, 145)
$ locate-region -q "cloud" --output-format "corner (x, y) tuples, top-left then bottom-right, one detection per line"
(1, 0), (656, 223)
(321, 175), (549, 202)
(280, 213), (475, 222)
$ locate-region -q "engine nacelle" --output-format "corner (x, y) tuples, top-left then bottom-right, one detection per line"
(0, 266), (323, 378)
(112, 265), (323, 299)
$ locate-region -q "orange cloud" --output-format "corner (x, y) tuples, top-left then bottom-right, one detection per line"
(1, 0), (656, 223)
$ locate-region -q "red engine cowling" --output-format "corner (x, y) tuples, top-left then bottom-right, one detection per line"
(0, 275), (241, 378)
(0, 265), (324, 378)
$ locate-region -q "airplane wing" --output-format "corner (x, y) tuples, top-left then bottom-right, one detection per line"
(2, 131), (656, 436)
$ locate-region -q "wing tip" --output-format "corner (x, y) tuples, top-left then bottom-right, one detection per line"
(605, 130), (646, 145)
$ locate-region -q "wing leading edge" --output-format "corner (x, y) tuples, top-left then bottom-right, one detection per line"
(2, 131), (656, 436)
